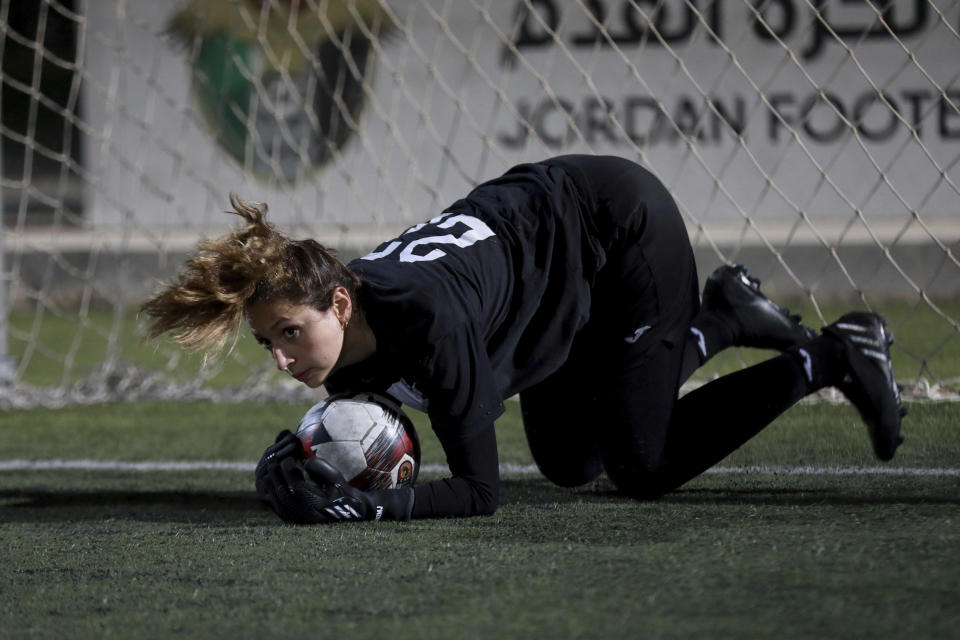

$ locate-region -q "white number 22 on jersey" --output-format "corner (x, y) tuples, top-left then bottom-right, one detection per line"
(360, 212), (495, 263)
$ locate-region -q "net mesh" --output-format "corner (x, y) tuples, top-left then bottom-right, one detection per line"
(1, 0), (958, 408)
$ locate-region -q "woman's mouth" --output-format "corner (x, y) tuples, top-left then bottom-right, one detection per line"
(293, 369), (312, 382)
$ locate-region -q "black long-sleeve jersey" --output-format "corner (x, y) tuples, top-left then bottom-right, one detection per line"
(325, 155), (689, 518)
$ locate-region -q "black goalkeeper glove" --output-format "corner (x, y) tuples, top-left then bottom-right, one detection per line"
(255, 432), (414, 524)
(254, 429), (301, 504)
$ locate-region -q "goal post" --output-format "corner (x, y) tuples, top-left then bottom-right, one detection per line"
(0, 129), (13, 383)
(1, 0), (958, 407)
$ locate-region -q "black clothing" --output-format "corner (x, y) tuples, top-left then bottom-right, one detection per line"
(326, 155), (700, 517)
(326, 155), (807, 517)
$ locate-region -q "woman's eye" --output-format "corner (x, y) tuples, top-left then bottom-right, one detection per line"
(282, 327), (299, 339)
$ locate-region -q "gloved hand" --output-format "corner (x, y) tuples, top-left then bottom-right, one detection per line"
(254, 429), (301, 504)
(255, 431), (414, 524)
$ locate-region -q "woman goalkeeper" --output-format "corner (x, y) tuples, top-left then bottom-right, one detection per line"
(142, 155), (905, 523)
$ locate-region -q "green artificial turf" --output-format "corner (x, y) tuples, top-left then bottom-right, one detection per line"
(1, 400), (958, 639)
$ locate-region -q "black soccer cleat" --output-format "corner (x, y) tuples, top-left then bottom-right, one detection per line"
(822, 312), (906, 461)
(701, 264), (817, 351)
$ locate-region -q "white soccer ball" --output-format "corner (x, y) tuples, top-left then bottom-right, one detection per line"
(295, 392), (420, 490)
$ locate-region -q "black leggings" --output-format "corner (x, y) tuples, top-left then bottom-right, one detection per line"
(520, 155), (812, 498)
(520, 335), (810, 497)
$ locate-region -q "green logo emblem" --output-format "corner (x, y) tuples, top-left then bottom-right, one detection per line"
(167, 1), (390, 184)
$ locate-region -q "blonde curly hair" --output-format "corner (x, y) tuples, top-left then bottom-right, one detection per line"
(141, 194), (360, 357)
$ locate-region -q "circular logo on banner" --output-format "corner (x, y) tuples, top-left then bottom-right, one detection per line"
(167, 0), (390, 184)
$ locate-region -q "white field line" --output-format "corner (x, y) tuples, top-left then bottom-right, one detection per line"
(0, 459), (958, 477)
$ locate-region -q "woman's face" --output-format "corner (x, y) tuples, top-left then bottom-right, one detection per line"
(246, 295), (347, 388)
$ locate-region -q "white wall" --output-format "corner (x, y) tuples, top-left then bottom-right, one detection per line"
(80, 0), (960, 241)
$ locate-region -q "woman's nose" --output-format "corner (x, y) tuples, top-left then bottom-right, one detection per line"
(272, 347), (293, 371)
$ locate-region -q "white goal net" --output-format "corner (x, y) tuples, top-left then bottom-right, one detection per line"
(1, 0), (958, 408)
